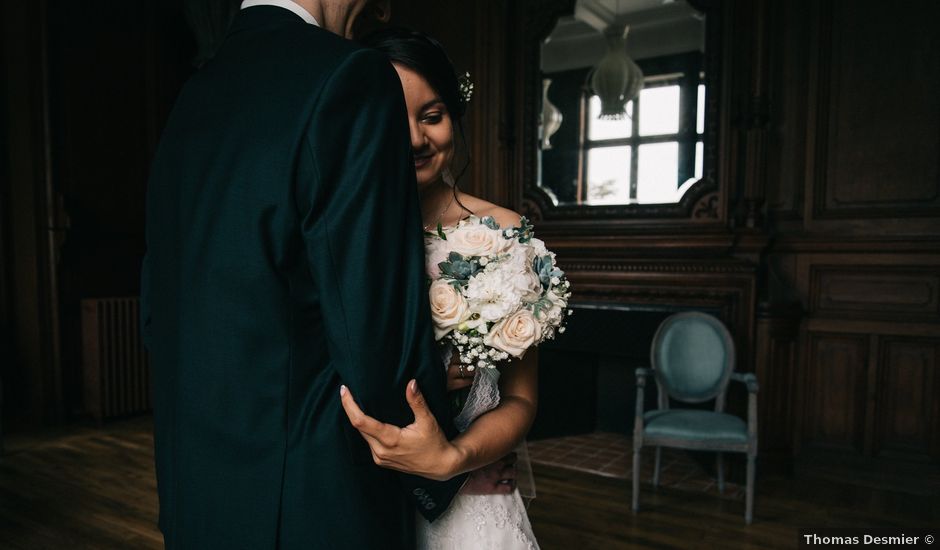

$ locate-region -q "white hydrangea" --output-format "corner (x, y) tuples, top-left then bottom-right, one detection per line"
(464, 264), (526, 322)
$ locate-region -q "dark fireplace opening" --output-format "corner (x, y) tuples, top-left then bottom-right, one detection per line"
(531, 303), (724, 439)
(529, 303), (746, 483)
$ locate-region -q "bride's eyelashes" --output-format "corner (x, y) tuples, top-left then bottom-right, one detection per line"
(421, 111), (444, 125)
(420, 105), (449, 125)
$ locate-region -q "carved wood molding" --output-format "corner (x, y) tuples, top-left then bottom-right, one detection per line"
(772, 235), (940, 253)
(561, 260), (756, 274)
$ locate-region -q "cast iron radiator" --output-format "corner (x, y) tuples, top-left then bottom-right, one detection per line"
(81, 297), (151, 422)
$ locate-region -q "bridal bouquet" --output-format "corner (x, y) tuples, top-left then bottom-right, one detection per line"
(425, 215), (571, 371)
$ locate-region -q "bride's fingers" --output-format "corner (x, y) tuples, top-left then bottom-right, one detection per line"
(445, 365), (473, 392)
(339, 385), (401, 446)
(405, 380), (434, 425)
(494, 480), (515, 494)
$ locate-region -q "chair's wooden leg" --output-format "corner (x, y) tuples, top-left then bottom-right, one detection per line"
(745, 454), (756, 525)
(632, 448), (641, 512)
(653, 446), (661, 487)
(716, 452), (724, 494)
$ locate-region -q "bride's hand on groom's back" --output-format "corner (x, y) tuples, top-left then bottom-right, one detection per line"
(340, 380), (467, 481)
(459, 453), (518, 495)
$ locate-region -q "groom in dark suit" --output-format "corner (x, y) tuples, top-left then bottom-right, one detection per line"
(141, 1), (467, 548)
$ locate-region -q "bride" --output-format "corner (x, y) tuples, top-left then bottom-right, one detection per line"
(341, 28), (541, 550)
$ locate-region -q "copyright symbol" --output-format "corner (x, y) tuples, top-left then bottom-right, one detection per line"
(926, 534), (934, 544)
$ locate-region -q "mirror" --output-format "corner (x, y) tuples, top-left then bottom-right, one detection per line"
(538, 0), (707, 207)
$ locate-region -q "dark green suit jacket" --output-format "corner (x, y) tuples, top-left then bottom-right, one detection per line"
(141, 6), (466, 549)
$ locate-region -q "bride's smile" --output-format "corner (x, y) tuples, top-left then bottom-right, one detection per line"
(393, 64), (456, 189)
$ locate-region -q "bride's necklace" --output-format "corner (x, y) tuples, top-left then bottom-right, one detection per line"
(423, 192), (455, 232)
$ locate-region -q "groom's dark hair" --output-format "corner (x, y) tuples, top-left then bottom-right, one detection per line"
(360, 28), (468, 121)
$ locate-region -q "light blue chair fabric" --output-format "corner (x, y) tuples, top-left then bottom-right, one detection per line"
(652, 316), (732, 401)
(631, 312), (759, 524)
(643, 410), (748, 444)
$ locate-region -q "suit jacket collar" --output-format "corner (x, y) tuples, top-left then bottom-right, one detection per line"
(241, 0), (319, 26)
(229, 3), (319, 35)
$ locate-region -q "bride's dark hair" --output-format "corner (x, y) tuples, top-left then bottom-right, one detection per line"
(361, 27), (468, 121)
(360, 28), (473, 214)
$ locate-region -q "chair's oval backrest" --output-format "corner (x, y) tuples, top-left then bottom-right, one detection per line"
(650, 312), (735, 403)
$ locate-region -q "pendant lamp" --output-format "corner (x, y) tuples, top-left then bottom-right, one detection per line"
(589, 24), (643, 119)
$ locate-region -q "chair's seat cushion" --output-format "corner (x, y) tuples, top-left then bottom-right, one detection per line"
(643, 409), (748, 444)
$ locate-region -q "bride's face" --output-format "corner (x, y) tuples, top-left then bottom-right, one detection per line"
(393, 63), (455, 190)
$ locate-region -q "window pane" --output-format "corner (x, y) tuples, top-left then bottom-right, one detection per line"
(586, 146), (631, 204)
(588, 95), (632, 140)
(639, 85), (679, 136)
(696, 84), (705, 135)
(695, 141), (704, 180)
(637, 142), (678, 203)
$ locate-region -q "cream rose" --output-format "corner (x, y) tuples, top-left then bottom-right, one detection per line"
(447, 225), (510, 257)
(429, 280), (469, 339)
(484, 309), (539, 358)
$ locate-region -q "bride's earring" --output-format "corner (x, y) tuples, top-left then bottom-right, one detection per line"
(442, 167), (456, 187)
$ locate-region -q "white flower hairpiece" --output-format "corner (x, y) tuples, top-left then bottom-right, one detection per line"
(458, 71), (474, 104)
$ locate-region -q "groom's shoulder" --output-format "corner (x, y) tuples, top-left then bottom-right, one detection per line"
(280, 27), (390, 82)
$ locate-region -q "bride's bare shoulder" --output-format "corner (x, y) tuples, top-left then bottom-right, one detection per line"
(457, 193), (524, 229)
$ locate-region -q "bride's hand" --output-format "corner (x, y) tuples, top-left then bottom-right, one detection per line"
(446, 359), (475, 392)
(459, 453), (518, 495)
(339, 380), (466, 481)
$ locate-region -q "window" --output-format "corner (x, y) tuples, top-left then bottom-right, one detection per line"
(579, 54), (704, 205)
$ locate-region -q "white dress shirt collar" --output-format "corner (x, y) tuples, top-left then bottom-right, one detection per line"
(240, 0), (319, 27)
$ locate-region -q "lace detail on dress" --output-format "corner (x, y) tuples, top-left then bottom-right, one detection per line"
(416, 491), (539, 550)
(418, 346), (540, 549)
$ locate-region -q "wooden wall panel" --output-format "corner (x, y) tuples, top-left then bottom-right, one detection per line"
(811, 267), (940, 322)
(804, 0), (940, 231)
(1, 0), (63, 429)
(820, 2), (939, 215)
(802, 333), (868, 452)
(753, 306), (800, 467)
(764, 0), (809, 225)
(877, 339), (938, 457)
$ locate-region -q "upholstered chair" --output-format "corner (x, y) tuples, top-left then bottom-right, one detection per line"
(631, 312), (759, 524)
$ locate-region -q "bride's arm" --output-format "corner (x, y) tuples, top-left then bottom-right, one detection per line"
(339, 349), (539, 480)
(448, 349), (538, 474)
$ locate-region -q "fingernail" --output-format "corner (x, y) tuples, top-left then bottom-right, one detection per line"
(340, 385), (347, 397)
(409, 379), (418, 393)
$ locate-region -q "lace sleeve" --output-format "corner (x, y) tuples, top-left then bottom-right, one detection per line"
(451, 365), (536, 502)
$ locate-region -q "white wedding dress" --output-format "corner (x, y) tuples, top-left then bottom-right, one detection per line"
(416, 354), (540, 550)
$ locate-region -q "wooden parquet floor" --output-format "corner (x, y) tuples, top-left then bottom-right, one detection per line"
(0, 417), (937, 549)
